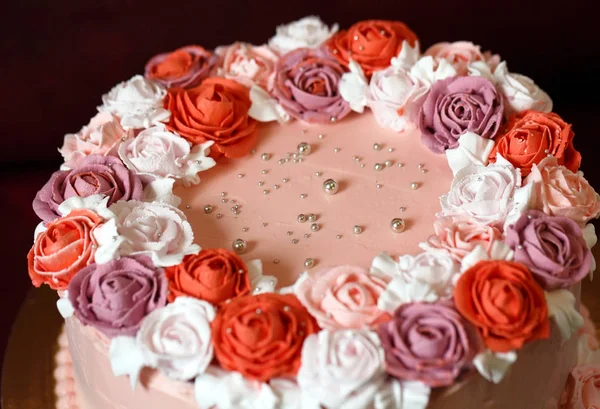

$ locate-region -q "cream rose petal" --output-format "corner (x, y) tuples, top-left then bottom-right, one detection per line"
(473, 350), (517, 384)
(339, 59), (369, 113)
(445, 132), (496, 176)
(390, 41), (421, 71)
(249, 85), (291, 123)
(247, 259), (278, 294)
(545, 290), (584, 341)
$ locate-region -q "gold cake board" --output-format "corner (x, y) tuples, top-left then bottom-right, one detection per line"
(3, 269), (600, 409)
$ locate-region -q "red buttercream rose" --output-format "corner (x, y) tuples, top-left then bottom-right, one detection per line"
(165, 248), (251, 305)
(145, 45), (217, 89)
(27, 209), (102, 290)
(164, 77), (257, 158)
(326, 20), (418, 78)
(454, 260), (550, 352)
(212, 293), (319, 382)
(490, 110), (581, 177)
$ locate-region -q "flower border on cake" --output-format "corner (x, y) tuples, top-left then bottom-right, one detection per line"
(28, 16), (600, 409)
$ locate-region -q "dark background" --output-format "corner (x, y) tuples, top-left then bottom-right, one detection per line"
(1, 0), (599, 373)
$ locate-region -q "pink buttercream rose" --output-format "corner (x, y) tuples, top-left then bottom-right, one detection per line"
(294, 265), (391, 330)
(560, 364), (600, 409)
(527, 156), (600, 226)
(59, 112), (131, 169)
(424, 41), (497, 76)
(423, 216), (503, 263)
(215, 43), (279, 91)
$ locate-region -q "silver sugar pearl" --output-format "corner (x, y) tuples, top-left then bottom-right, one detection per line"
(204, 205), (213, 214)
(273, 259), (280, 264)
(308, 214), (317, 222)
(185, 205), (191, 209)
(353, 225), (363, 234)
(376, 184), (382, 189)
(304, 258), (315, 269)
(517, 245), (524, 250)
(221, 198), (228, 203)
(388, 148), (394, 152)
(336, 234), (342, 239)
(360, 164), (365, 168)
(310, 223), (320, 232)
(318, 133), (325, 139)
(304, 233), (310, 238)
(300, 193), (308, 199)
(256, 308), (262, 314)
(374, 163), (384, 171)
(397, 163), (404, 168)
(287, 231), (293, 236)
(258, 181), (264, 186)
(216, 213), (223, 219)
(390, 218), (406, 233)
(399, 206), (406, 212)
(315, 171), (322, 177)
(297, 214), (307, 223)
(417, 163), (425, 169)
(334, 147), (340, 153)
(242, 227), (249, 232)
(237, 173), (244, 178)
(353, 35), (359, 41)
(221, 192), (227, 197)
(261, 153), (271, 161)
(330, 116), (337, 122)
(263, 189), (269, 195)
(373, 143), (382, 151)
(232, 238), (247, 254)
(278, 159), (285, 164)
(298, 142), (312, 156)
(262, 169), (268, 174)
(385, 160), (393, 167)
(292, 239), (299, 244)
(358, 45), (364, 51)
(323, 178), (339, 195)
(283, 178), (289, 183)
(410, 182), (420, 190)
(273, 184), (280, 190)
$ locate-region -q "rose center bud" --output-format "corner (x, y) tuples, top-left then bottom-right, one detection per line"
(161, 325), (197, 356)
(488, 282), (524, 323)
(45, 227), (81, 255)
(409, 324), (449, 359)
(156, 50), (194, 78)
(336, 282), (374, 308)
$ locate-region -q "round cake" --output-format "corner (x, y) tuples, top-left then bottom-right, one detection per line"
(27, 16), (600, 409)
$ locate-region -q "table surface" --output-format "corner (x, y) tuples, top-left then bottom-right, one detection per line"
(2, 257), (600, 409)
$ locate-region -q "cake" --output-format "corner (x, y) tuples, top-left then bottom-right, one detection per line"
(27, 16), (600, 409)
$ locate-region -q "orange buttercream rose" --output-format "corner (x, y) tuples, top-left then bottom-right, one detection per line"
(212, 293), (319, 382)
(454, 260), (550, 352)
(326, 20), (418, 78)
(145, 45), (217, 89)
(490, 110), (581, 177)
(27, 209), (102, 290)
(165, 248), (251, 305)
(164, 77), (257, 158)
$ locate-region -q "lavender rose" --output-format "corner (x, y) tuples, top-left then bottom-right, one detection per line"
(33, 154), (144, 222)
(505, 210), (592, 290)
(68, 256), (167, 337)
(272, 47), (351, 123)
(377, 301), (481, 387)
(418, 76), (503, 153)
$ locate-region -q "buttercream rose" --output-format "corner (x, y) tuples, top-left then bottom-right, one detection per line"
(377, 301), (481, 387)
(99, 75), (171, 129)
(216, 43), (279, 90)
(164, 77), (257, 158)
(424, 41), (486, 76)
(454, 260), (550, 352)
(297, 329), (385, 408)
(294, 265), (390, 330)
(28, 209), (102, 290)
(490, 110), (581, 177)
(68, 256), (167, 337)
(59, 112), (130, 169)
(419, 76), (504, 153)
(33, 155), (144, 223)
(505, 210), (592, 290)
(165, 248), (251, 305)
(560, 364), (600, 409)
(211, 293), (319, 382)
(117, 125), (216, 186)
(326, 20), (418, 78)
(108, 200), (200, 267)
(440, 155), (531, 227)
(145, 45), (217, 89)
(493, 62), (553, 114)
(527, 156), (600, 226)
(272, 48), (351, 123)
(422, 216), (503, 263)
(269, 16), (339, 54)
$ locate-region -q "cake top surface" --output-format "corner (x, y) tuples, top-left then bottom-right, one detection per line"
(27, 15), (600, 409)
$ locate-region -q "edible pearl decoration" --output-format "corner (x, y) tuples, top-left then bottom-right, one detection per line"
(308, 214), (317, 222)
(411, 182), (419, 190)
(323, 179), (339, 195)
(232, 238), (247, 254)
(385, 160), (393, 167)
(374, 163), (384, 171)
(373, 143), (382, 151)
(297, 214), (307, 223)
(353, 225), (363, 234)
(304, 258), (315, 269)
(310, 223), (320, 232)
(300, 193), (307, 199)
(261, 153), (271, 161)
(390, 218), (406, 233)
(298, 142), (312, 156)
(203, 205), (213, 214)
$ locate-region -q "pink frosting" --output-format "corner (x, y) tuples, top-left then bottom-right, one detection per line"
(215, 42), (279, 91)
(527, 157), (600, 226)
(423, 216), (503, 262)
(59, 112), (130, 169)
(560, 364), (600, 409)
(424, 41), (486, 76)
(294, 265), (390, 330)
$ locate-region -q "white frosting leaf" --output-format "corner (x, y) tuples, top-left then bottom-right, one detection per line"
(142, 177), (182, 207)
(545, 290), (584, 341)
(339, 59), (369, 113)
(460, 242), (514, 272)
(109, 335), (146, 390)
(56, 291), (74, 319)
(390, 41), (421, 71)
(57, 194), (114, 220)
(92, 218), (125, 264)
(374, 379), (430, 409)
(445, 132), (495, 176)
(474, 349), (517, 384)
(247, 258), (278, 294)
(248, 85), (291, 123)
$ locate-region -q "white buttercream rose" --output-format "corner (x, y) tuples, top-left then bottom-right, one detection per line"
(440, 154), (533, 228)
(372, 251), (459, 313)
(118, 125), (215, 186)
(298, 329), (385, 409)
(268, 16), (338, 54)
(106, 200), (200, 267)
(99, 75), (171, 129)
(110, 297), (215, 387)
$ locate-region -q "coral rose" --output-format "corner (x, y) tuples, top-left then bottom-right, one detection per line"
(454, 260), (550, 352)
(424, 41), (486, 76)
(28, 209), (103, 290)
(145, 45), (217, 89)
(165, 248), (251, 305)
(490, 110), (581, 177)
(164, 77), (257, 158)
(326, 20), (418, 78)
(560, 364), (600, 409)
(211, 293), (319, 382)
(215, 42), (279, 91)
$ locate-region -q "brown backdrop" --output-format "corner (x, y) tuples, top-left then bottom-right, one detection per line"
(1, 0), (599, 372)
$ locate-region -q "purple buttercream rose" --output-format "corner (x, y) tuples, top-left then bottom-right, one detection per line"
(67, 256), (167, 337)
(505, 210), (592, 290)
(377, 301), (481, 387)
(33, 154), (144, 222)
(272, 47), (351, 123)
(418, 76), (503, 154)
